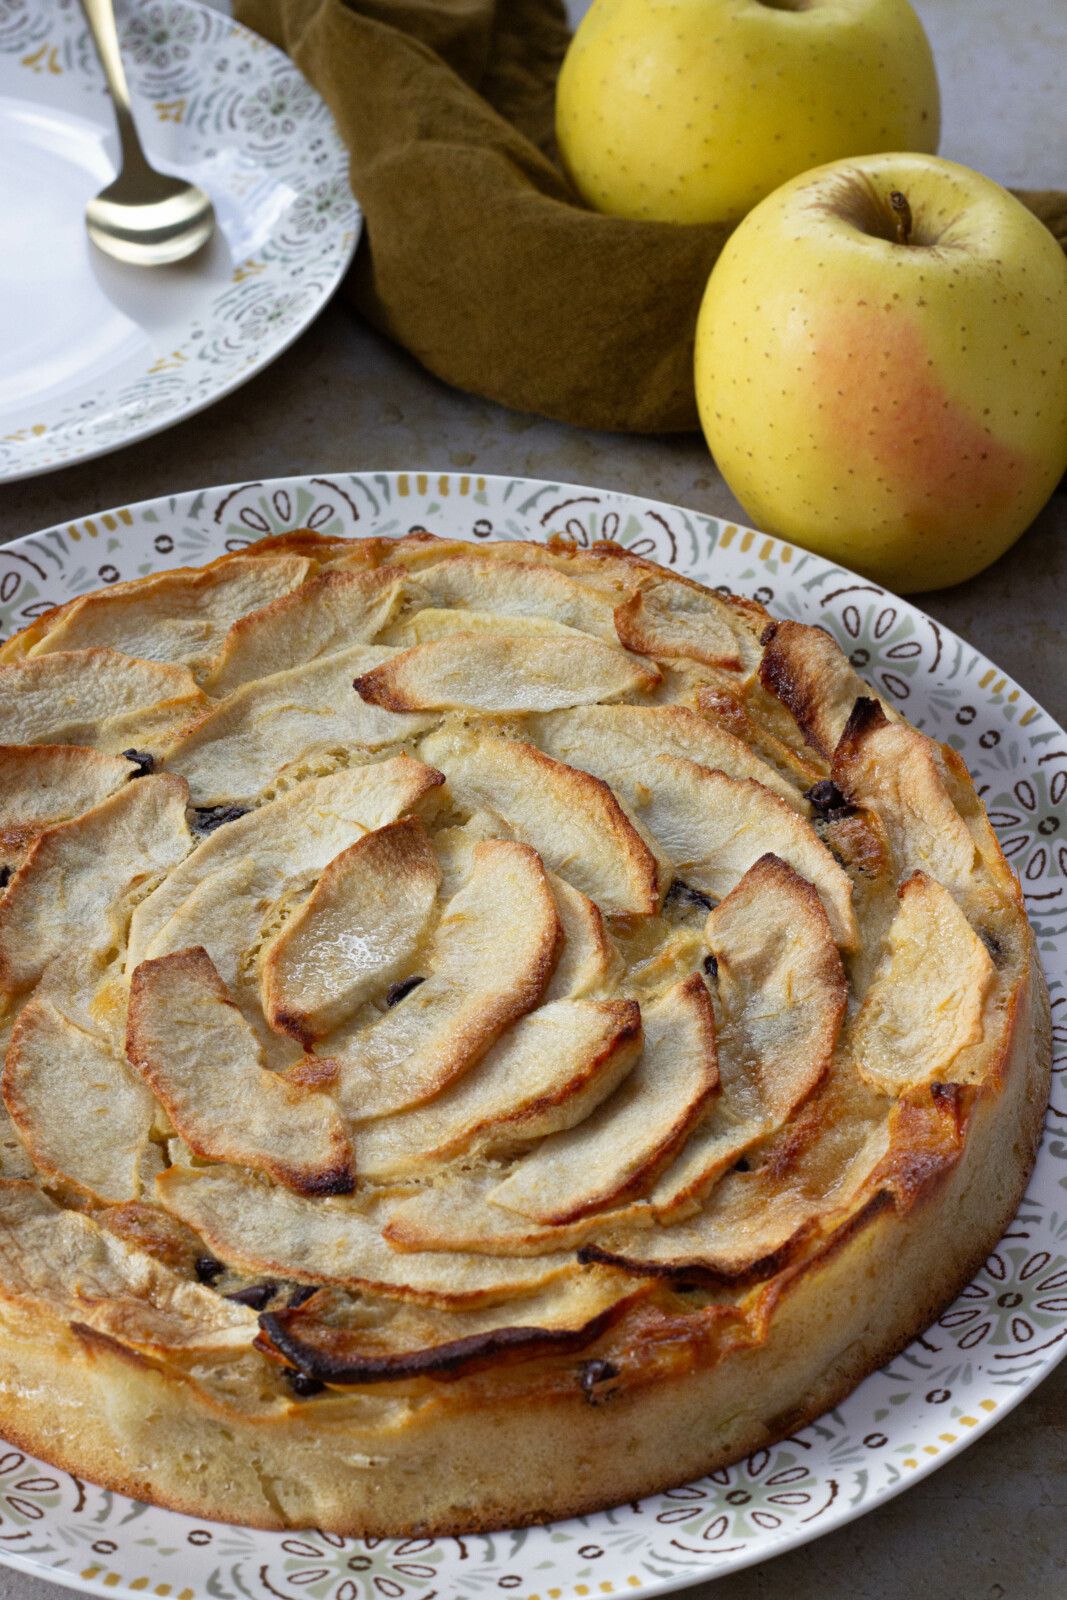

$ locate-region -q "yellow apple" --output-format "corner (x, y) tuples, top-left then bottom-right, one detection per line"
(694, 153), (1067, 591)
(556, 0), (940, 225)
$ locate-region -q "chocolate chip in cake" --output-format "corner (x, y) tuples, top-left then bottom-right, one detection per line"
(191, 805), (251, 835)
(284, 1369), (325, 1398)
(288, 1284), (320, 1309)
(0, 866), (10, 891)
(386, 975), (425, 1007)
(225, 1281), (278, 1310)
(122, 749), (156, 779)
(579, 1358), (620, 1404)
(703, 952), (718, 979)
(805, 779), (855, 822)
(194, 1255), (224, 1286)
(666, 879), (716, 914)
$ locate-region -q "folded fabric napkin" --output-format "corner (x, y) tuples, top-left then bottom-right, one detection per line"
(236, 0), (1067, 434)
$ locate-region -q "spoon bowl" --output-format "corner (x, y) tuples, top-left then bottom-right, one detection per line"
(86, 169), (216, 268)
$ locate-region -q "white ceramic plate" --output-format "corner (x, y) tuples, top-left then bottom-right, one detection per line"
(0, 0), (359, 483)
(0, 472), (1063, 1600)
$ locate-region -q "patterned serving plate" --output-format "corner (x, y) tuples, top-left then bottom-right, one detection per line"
(0, 471), (1063, 1600)
(0, 0), (359, 483)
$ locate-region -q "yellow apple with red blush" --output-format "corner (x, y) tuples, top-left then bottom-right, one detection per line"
(695, 153), (1067, 591)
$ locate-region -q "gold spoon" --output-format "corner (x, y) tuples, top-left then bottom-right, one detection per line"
(81, 0), (215, 266)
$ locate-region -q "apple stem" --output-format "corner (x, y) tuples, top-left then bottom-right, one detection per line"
(889, 190), (913, 246)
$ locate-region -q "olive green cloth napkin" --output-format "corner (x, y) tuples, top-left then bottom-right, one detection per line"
(235, 0), (1067, 434)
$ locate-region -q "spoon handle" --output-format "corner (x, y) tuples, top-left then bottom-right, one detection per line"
(80, 0), (154, 179)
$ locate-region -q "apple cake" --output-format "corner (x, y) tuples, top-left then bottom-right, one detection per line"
(0, 529), (1048, 1536)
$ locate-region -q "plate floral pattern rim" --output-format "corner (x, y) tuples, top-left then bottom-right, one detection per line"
(0, 470), (1062, 1600)
(0, 0), (360, 483)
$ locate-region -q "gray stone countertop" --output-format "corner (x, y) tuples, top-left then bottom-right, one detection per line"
(0, 0), (1064, 1595)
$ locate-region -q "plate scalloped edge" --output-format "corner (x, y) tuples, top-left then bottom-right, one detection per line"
(0, 469), (1063, 1600)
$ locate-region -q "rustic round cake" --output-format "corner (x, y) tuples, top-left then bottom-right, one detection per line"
(0, 529), (1048, 1536)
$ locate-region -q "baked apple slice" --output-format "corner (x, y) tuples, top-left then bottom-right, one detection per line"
(404, 551), (622, 640)
(4, 998), (154, 1204)
(851, 871), (996, 1093)
(354, 630), (659, 713)
(206, 567), (405, 693)
(128, 757), (443, 974)
(164, 645), (437, 805)
(0, 744), (137, 863)
(307, 839), (561, 1119)
(614, 573), (761, 671)
(156, 1163), (575, 1306)
(258, 1268), (644, 1386)
(629, 756), (857, 948)
(0, 650), (207, 751)
(1, 553), (310, 674)
(528, 702), (804, 810)
(832, 698), (990, 897)
(0, 1179), (257, 1355)
(354, 998), (642, 1179)
(651, 852), (847, 1211)
(491, 974), (718, 1224)
(127, 947), (354, 1196)
(0, 774), (192, 1002)
(262, 816), (442, 1046)
(759, 618), (892, 760)
(421, 725), (666, 914)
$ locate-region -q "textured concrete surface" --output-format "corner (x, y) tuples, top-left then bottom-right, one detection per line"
(0, 0), (1064, 1595)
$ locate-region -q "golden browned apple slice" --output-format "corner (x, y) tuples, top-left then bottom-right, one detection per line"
(708, 853), (847, 1121)
(258, 1266), (643, 1386)
(13, 555), (312, 675)
(527, 703), (805, 811)
(0, 744), (134, 861)
(405, 552), (622, 641)
(128, 757), (444, 974)
(205, 568), (405, 694)
(586, 1121), (887, 1283)
(585, 1084), (961, 1285)
(614, 574), (761, 671)
(3, 998), (155, 1203)
(650, 853), (848, 1212)
(420, 725), (665, 914)
(697, 681), (826, 792)
(758, 619), (891, 760)
(544, 873), (620, 1001)
(261, 817), (442, 1046)
(155, 1164), (575, 1305)
(354, 998), (642, 1179)
(627, 755), (857, 948)
(127, 948), (354, 1195)
(832, 698), (985, 896)
(851, 871), (996, 1094)
(164, 645), (438, 806)
(353, 631), (659, 714)
(0, 650), (208, 751)
(0, 775), (192, 1002)
(0, 1179), (257, 1354)
(308, 839), (561, 1119)
(491, 974), (718, 1224)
